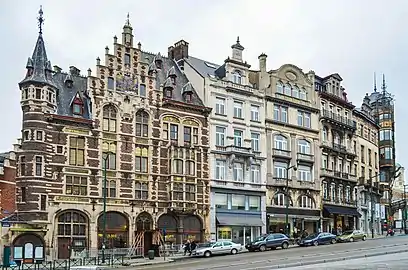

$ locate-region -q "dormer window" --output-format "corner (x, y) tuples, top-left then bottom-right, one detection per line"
(72, 92), (84, 115)
(155, 60), (162, 69)
(232, 70), (242, 84)
(171, 77), (176, 84)
(185, 93), (192, 102)
(73, 104), (82, 115)
(165, 89), (173, 98)
(124, 54), (131, 65)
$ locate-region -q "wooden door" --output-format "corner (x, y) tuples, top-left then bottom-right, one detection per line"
(57, 238), (70, 259)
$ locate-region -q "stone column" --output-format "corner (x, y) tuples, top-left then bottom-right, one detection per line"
(177, 216), (184, 244)
(89, 222), (98, 250)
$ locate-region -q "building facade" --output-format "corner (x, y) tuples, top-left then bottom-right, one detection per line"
(175, 38), (267, 245)
(315, 73), (361, 234)
(0, 151), (16, 219)
(252, 57), (321, 236)
(353, 99), (381, 235)
(10, 10), (211, 261)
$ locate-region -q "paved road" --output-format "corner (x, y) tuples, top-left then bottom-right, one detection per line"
(129, 236), (408, 269)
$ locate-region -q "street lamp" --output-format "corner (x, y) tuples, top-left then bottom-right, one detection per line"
(285, 164), (297, 236)
(367, 172), (382, 239)
(403, 185), (408, 234)
(101, 151), (114, 263)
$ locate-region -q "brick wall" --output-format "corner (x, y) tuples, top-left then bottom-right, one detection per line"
(0, 154), (16, 219)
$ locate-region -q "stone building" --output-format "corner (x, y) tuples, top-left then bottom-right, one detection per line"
(353, 99), (381, 234)
(172, 38), (266, 245)
(251, 58), (321, 236)
(10, 9), (211, 261)
(315, 73), (361, 233)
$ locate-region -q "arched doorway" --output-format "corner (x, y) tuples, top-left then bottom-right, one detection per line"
(135, 212), (154, 254)
(184, 215), (203, 242)
(12, 233), (45, 263)
(56, 210), (89, 259)
(97, 211), (129, 249)
(157, 214), (178, 243)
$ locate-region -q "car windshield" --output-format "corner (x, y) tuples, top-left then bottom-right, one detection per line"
(342, 231), (353, 235)
(305, 233), (319, 240)
(199, 242), (214, 248)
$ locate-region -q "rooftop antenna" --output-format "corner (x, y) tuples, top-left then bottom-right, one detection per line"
(373, 72), (377, 92)
(382, 74), (387, 94)
(37, 5), (44, 34)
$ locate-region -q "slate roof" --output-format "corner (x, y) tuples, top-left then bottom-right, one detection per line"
(183, 56), (220, 78)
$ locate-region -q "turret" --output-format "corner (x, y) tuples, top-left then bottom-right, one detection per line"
(122, 13), (134, 47)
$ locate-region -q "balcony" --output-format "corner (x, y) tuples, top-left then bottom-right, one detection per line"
(294, 180), (319, 190)
(221, 81), (254, 94)
(321, 142), (356, 158)
(379, 159), (394, 167)
(320, 109), (357, 130)
(214, 145), (254, 157)
(323, 198), (358, 207)
(296, 153), (314, 163)
(266, 177), (291, 188)
(272, 148), (291, 159)
(212, 178), (265, 191)
(321, 169), (357, 182)
(274, 92), (313, 109)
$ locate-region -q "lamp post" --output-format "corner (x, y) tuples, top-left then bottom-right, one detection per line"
(101, 152), (113, 263)
(285, 164), (297, 236)
(367, 172), (382, 239)
(403, 185), (407, 234)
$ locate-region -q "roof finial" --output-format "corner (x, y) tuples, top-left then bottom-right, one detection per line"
(126, 12), (130, 26)
(382, 74), (387, 93)
(237, 36), (240, 44)
(37, 5), (44, 34)
(373, 72), (377, 92)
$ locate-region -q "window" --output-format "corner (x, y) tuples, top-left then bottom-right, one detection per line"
(299, 88), (307, 100)
(35, 156), (43, 176)
(251, 165), (260, 183)
(284, 84), (291, 95)
(276, 82), (283, 93)
(231, 194), (245, 210)
(297, 111), (311, 128)
(361, 145), (365, 163)
(234, 129), (243, 147)
(124, 54), (131, 65)
(330, 184), (336, 200)
(170, 124), (178, 141)
(345, 186), (351, 202)
(192, 128), (198, 144)
(379, 129), (393, 141)
(173, 159), (183, 174)
(165, 89), (173, 98)
(292, 86), (299, 98)
(274, 135), (288, 150)
(66, 176), (87, 196)
(249, 196), (261, 211)
(250, 105), (260, 121)
(233, 101), (243, 118)
(368, 149), (372, 166)
(21, 187), (27, 202)
(274, 161), (287, 178)
(215, 126), (225, 146)
(69, 137), (85, 166)
(215, 97), (225, 115)
(20, 157), (26, 176)
(214, 193), (228, 209)
(140, 84), (146, 97)
(56, 146), (63, 154)
(173, 183), (184, 201)
(102, 105), (117, 132)
(298, 165), (312, 181)
(103, 180), (116, 198)
(380, 147), (393, 160)
(298, 139), (310, 154)
(251, 132), (260, 151)
(375, 153), (378, 167)
(338, 186), (343, 202)
(135, 147), (148, 173)
(184, 126), (191, 143)
(23, 130), (29, 141)
(163, 123), (169, 139)
(323, 182), (328, 199)
(274, 193), (291, 206)
(186, 184), (196, 201)
(273, 105), (288, 122)
(73, 104), (82, 115)
(36, 130), (43, 141)
(102, 142), (116, 170)
(136, 110), (149, 137)
(35, 88), (41, 99)
(299, 195), (315, 208)
(108, 77), (114, 89)
(135, 182), (148, 200)
(215, 160), (226, 180)
(185, 160), (195, 176)
(232, 70), (242, 84)
(23, 88), (29, 99)
(322, 127), (328, 141)
(322, 155), (328, 169)
(233, 163), (244, 181)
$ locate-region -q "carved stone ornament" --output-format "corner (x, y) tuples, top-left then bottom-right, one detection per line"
(285, 71), (297, 81)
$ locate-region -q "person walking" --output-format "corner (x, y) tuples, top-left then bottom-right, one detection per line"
(183, 239), (191, 256)
(189, 240), (197, 256)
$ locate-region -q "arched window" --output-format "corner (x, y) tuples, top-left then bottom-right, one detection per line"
(135, 147), (148, 173)
(57, 211), (88, 253)
(338, 185), (343, 202)
(284, 84), (291, 95)
(345, 186), (351, 202)
(173, 159), (183, 174)
(298, 139), (310, 154)
(330, 183), (336, 200)
(333, 132), (341, 145)
(322, 127), (328, 141)
(232, 70), (242, 84)
(102, 142), (116, 170)
(292, 86), (299, 98)
(185, 160), (195, 176)
(276, 82), (283, 93)
(136, 110), (149, 137)
(273, 193), (292, 206)
(103, 105), (117, 132)
(299, 88), (307, 100)
(274, 135), (288, 150)
(298, 195), (315, 208)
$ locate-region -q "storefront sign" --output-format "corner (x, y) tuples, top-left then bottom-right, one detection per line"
(63, 128), (89, 135)
(55, 196), (89, 202)
(98, 198), (129, 204)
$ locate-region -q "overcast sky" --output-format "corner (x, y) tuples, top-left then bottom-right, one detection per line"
(1, 0), (407, 166)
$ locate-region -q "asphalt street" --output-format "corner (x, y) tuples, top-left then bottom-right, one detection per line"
(130, 236), (408, 270)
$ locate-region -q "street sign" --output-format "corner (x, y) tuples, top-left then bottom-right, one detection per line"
(2, 222), (10, 227)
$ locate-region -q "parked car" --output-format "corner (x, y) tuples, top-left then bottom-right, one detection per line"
(192, 241), (242, 257)
(337, 230), (367, 242)
(246, 233), (290, 252)
(298, 232), (337, 246)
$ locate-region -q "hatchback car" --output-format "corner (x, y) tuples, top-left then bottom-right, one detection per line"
(298, 232), (337, 246)
(246, 233), (290, 252)
(192, 241), (242, 257)
(337, 230), (367, 242)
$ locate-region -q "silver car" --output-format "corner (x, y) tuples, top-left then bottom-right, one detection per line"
(193, 241), (242, 257)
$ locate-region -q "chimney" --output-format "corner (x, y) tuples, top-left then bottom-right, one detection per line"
(170, 40), (189, 61)
(69, 66), (81, 76)
(53, 65), (62, 73)
(258, 53), (267, 72)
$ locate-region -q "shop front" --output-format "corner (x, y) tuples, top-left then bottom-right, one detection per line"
(323, 205), (360, 235)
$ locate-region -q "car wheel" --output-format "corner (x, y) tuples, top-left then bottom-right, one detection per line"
(313, 241), (318, 246)
(204, 251), (211, 258)
(259, 245), (266, 252)
(231, 248), (238, 255)
(349, 237), (354, 242)
(330, 238), (336, 244)
(282, 242), (289, 249)
(362, 236), (367, 241)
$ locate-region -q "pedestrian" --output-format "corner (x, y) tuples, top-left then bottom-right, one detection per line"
(183, 239), (191, 256)
(189, 240), (197, 256)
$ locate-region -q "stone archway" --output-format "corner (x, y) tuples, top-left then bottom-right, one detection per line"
(157, 214), (178, 243)
(56, 210), (89, 259)
(135, 212), (154, 254)
(12, 233), (45, 263)
(183, 215), (203, 242)
(97, 211), (129, 249)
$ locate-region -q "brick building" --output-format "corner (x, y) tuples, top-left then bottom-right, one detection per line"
(9, 9), (211, 260)
(0, 151), (16, 219)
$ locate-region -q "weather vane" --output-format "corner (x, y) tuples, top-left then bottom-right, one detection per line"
(126, 12), (130, 26)
(37, 5), (44, 34)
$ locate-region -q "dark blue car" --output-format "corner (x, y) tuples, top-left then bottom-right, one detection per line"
(298, 232), (337, 247)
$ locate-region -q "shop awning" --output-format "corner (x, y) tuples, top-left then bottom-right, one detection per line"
(323, 205), (361, 217)
(216, 214), (264, 226)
